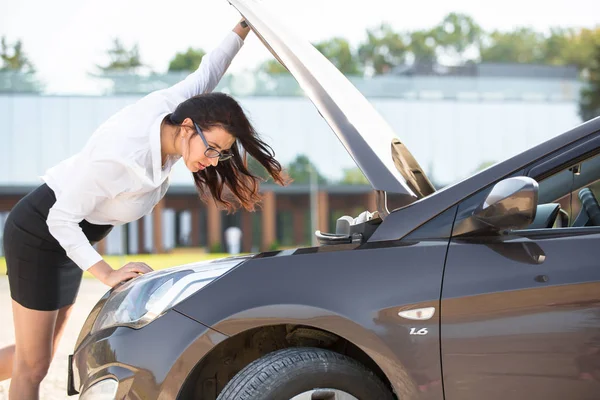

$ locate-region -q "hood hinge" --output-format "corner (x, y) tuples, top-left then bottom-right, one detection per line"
(375, 190), (389, 220)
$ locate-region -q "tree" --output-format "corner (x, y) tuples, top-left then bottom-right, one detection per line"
(407, 30), (438, 65)
(168, 48), (206, 72)
(0, 36), (42, 93)
(314, 37), (361, 75)
(559, 27), (600, 71)
(480, 28), (546, 64)
(260, 59), (289, 75)
(285, 155), (327, 184)
(541, 27), (574, 65)
(1, 36), (34, 72)
(97, 38), (143, 72)
(433, 13), (482, 63)
(579, 43), (600, 122)
(92, 38), (153, 94)
(247, 155), (272, 182)
(339, 167), (369, 185)
(358, 24), (408, 75)
(477, 26), (599, 69)
(259, 38), (360, 76)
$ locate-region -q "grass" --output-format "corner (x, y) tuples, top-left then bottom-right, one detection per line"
(0, 251), (235, 277)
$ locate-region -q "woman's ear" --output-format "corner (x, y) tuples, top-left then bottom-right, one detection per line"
(181, 117), (193, 129)
(181, 117), (195, 138)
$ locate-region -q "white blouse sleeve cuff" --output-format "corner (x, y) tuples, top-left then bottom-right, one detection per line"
(68, 244), (104, 271)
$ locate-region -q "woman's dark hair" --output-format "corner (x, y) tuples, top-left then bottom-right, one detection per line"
(165, 92), (287, 212)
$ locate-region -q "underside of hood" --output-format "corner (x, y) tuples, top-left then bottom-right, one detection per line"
(228, 0), (435, 208)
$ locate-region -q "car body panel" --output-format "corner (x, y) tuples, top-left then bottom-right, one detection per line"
(228, 0), (431, 201)
(72, 309), (228, 399)
(441, 230), (600, 399)
(440, 133), (600, 399)
(174, 236), (453, 399)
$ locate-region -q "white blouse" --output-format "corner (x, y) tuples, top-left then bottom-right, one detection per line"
(42, 31), (244, 271)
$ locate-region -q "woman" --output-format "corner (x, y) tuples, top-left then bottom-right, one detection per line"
(0, 18), (285, 398)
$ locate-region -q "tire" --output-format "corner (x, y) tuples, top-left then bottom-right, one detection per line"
(217, 347), (394, 400)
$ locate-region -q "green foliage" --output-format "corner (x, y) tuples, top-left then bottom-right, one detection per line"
(259, 37), (361, 75)
(260, 59), (289, 74)
(565, 28), (600, 70)
(168, 47), (206, 72)
(97, 38), (143, 72)
(209, 242), (223, 254)
(285, 154), (327, 184)
(254, 14), (599, 83)
(0, 36), (42, 93)
(480, 28), (547, 64)
(339, 167), (369, 185)
(1, 36), (34, 72)
(433, 13), (482, 62)
(407, 29), (438, 65)
(247, 155), (272, 182)
(542, 27), (574, 65)
(579, 43), (600, 122)
(268, 240), (280, 251)
(358, 23), (408, 75)
(314, 37), (361, 75)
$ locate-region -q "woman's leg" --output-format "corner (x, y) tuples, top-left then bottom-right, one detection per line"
(52, 303), (76, 358)
(9, 300), (58, 400)
(0, 345), (15, 381)
(0, 301), (75, 385)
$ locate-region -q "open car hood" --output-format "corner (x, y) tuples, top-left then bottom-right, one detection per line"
(228, 0), (435, 207)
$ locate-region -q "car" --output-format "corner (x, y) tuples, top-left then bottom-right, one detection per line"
(68, 0), (600, 399)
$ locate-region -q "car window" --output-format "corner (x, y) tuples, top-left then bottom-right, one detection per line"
(536, 152), (600, 228)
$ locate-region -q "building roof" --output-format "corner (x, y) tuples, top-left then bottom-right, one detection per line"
(391, 61), (580, 80)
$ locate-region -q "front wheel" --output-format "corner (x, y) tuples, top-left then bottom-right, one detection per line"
(217, 347), (394, 400)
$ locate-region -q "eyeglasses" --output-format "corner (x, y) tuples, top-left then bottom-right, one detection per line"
(193, 122), (233, 162)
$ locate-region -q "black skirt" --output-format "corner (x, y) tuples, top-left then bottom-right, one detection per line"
(3, 184), (113, 311)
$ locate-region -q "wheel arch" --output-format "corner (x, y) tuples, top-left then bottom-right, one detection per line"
(176, 308), (418, 399)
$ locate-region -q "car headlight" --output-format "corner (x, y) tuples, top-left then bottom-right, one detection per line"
(91, 257), (246, 333)
(79, 379), (118, 400)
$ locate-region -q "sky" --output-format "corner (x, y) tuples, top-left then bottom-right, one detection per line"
(2, 0), (599, 94)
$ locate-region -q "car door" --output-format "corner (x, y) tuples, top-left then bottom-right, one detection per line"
(440, 140), (600, 400)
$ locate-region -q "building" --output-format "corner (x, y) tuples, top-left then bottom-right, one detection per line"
(0, 64), (586, 256)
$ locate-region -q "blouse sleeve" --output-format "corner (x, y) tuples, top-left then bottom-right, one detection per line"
(46, 159), (132, 271)
(161, 31), (244, 100)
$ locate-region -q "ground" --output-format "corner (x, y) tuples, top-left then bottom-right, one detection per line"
(0, 276), (108, 400)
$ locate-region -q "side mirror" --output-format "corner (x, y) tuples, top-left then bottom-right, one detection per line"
(473, 176), (538, 232)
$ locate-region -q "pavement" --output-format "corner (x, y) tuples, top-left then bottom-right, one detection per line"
(0, 276), (109, 400)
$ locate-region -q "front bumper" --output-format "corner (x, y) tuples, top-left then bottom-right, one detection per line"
(68, 309), (226, 399)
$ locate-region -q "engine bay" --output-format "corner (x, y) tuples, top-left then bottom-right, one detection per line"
(315, 210), (382, 246)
